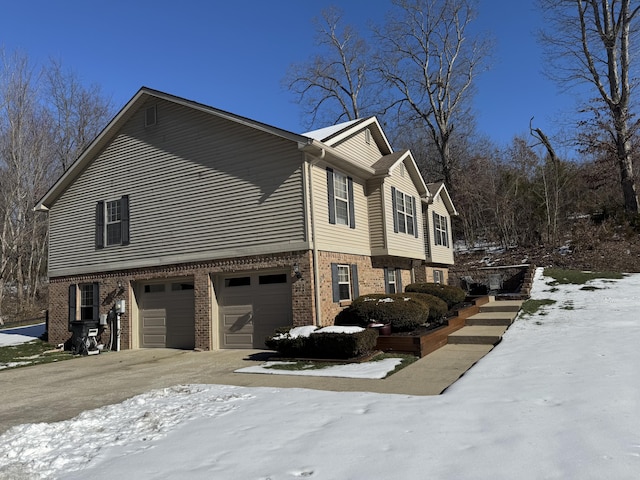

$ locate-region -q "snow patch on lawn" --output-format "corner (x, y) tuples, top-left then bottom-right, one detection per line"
(235, 358), (402, 379)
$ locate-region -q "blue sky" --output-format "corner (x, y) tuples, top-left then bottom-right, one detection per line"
(0, 0), (580, 150)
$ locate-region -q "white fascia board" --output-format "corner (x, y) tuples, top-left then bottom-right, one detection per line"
(299, 139), (376, 177)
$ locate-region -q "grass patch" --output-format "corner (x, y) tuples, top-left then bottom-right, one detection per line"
(0, 340), (73, 370)
(265, 353), (417, 378)
(521, 299), (556, 316)
(544, 268), (623, 285)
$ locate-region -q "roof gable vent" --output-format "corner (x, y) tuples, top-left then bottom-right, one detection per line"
(145, 105), (157, 127)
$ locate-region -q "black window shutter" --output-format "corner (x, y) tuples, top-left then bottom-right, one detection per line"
(121, 195), (130, 245)
(433, 211), (438, 244)
(351, 264), (359, 298)
(331, 263), (340, 302)
(95, 201), (104, 249)
(384, 268), (390, 294)
(412, 197), (418, 238)
(391, 187), (398, 233)
(444, 216), (449, 247)
(347, 176), (356, 229)
(68, 284), (77, 328)
(326, 168), (336, 224)
(92, 282), (100, 323)
(396, 268), (403, 293)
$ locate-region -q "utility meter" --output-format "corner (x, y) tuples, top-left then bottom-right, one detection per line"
(115, 299), (126, 314)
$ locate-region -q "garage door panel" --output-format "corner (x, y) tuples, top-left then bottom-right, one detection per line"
(139, 279), (195, 349)
(224, 312), (253, 333)
(142, 313), (166, 328)
(142, 334), (166, 347)
(219, 272), (291, 349)
(224, 333), (254, 347)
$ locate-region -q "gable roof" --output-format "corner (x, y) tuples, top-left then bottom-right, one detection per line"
(303, 119), (362, 141)
(371, 150), (428, 198)
(35, 87), (309, 211)
(426, 181), (458, 216)
(305, 117), (393, 156)
(35, 87), (430, 213)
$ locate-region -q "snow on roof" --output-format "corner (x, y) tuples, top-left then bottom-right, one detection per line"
(302, 119), (361, 141)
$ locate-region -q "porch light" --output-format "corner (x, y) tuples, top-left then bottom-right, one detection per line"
(293, 263), (302, 279)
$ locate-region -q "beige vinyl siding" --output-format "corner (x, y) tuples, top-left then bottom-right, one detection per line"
(425, 195), (455, 265)
(382, 162), (426, 260)
(330, 130), (384, 168)
(311, 161), (371, 255)
(366, 179), (385, 251)
(48, 99), (307, 277)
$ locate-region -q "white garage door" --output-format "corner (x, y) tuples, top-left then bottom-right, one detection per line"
(139, 279), (195, 349)
(219, 272), (292, 349)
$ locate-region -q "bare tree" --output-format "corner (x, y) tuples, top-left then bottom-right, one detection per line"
(539, 0), (640, 214)
(0, 51), (113, 320)
(0, 50), (54, 318)
(285, 7), (377, 128)
(46, 59), (113, 172)
(374, 0), (491, 193)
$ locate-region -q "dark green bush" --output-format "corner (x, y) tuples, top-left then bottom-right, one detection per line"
(307, 328), (378, 359)
(265, 326), (378, 359)
(265, 329), (307, 357)
(404, 283), (466, 308)
(403, 293), (448, 324)
(334, 294), (429, 332)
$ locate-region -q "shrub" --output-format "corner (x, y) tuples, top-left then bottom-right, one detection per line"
(265, 326), (378, 359)
(334, 294), (429, 332)
(264, 326), (314, 357)
(404, 283), (466, 308)
(403, 293), (448, 325)
(308, 328), (378, 359)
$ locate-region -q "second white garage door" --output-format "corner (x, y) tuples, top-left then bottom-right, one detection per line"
(219, 272), (292, 348)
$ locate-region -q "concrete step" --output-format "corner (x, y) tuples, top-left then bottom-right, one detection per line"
(465, 311), (516, 326)
(479, 300), (523, 313)
(447, 325), (507, 345)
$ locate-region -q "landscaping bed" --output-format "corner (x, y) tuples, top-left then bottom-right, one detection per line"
(375, 296), (490, 357)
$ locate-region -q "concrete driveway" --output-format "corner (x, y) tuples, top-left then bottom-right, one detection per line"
(0, 344), (492, 434)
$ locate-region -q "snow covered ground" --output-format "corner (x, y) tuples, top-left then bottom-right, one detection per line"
(1, 268), (639, 479)
(0, 323), (45, 347)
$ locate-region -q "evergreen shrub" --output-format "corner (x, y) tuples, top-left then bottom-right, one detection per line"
(404, 283), (466, 308)
(334, 294), (429, 332)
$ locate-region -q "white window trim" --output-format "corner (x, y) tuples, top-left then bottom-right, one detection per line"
(105, 199), (122, 246)
(395, 190), (415, 235)
(387, 268), (397, 294)
(333, 171), (350, 226)
(434, 213), (449, 247)
(337, 264), (351, 301)
(433, 270), (443, 284)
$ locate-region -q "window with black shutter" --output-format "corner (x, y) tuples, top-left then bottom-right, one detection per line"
(96, 195), (130, 248)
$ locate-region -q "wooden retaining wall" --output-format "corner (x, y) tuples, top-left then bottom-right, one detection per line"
(375, 296), (490, 357)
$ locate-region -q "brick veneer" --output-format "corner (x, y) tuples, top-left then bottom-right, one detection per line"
(48, 249), (438, 350)
(48, 251), (314, 350)
(316, 251), (420, 325)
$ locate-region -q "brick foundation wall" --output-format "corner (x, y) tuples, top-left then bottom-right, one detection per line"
(316, 251), (416, 325)
(48, 251), (315, 351)
(48, 249), (426, 350)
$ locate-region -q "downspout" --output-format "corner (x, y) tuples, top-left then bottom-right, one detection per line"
(307, 153), (324, 327)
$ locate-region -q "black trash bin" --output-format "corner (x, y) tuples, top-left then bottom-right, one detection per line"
(69, 322), (99, 355)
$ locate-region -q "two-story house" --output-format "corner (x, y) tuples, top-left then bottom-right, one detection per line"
(35, 88), (457, 351)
